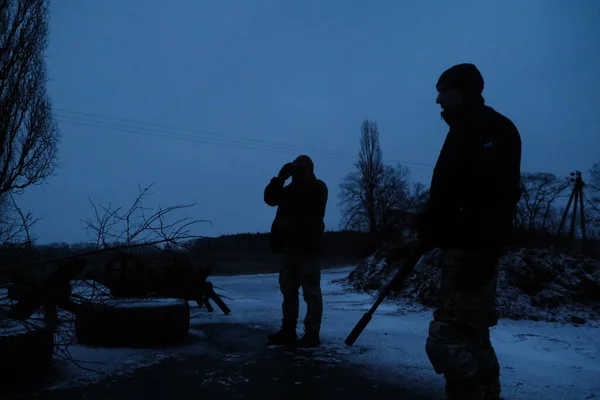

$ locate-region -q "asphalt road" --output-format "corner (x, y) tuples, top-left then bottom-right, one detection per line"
(5, 322), (439, 400)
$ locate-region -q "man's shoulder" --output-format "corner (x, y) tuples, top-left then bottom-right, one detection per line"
(482, 106), (521, 144)
(483, 106), (518, 131)
(316, 179), (328, 191)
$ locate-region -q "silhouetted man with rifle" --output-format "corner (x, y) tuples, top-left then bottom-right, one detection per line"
(418, 63), (522, 400)
(264, 155), (328, 348)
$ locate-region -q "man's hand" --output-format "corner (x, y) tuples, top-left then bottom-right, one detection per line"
(278, 163), (294, 181)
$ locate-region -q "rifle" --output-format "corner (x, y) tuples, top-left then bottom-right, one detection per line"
(344, 241), (427, 346)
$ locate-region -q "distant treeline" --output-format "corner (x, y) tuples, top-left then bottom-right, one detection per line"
(187, 230), (373, 274)
(2, 227), (598, 279)
(0, 230), (373, 275)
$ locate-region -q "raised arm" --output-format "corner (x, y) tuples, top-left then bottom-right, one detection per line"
(264, 177), (285, 207)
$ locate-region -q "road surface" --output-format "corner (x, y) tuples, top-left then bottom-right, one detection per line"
(6, 321), (436, 400)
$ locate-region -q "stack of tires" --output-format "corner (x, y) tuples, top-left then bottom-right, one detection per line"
(74, 298), (190, 347)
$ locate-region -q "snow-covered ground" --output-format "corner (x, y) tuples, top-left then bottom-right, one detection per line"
(2, 267), (599, 399)
(204, 267), (600, 400)
(348, 246), (600, 324)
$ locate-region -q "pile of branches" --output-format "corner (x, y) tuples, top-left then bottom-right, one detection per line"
(0, 183), (211, 373)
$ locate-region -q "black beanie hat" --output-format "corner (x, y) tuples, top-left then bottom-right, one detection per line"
(293, 155), (314, 172)
(292, 155), (316, 179)
(437, 63), (484, 95)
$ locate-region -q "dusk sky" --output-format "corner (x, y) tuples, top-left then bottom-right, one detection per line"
(19, 0), (600, 244)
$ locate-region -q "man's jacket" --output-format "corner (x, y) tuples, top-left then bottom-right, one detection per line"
(424, 103), (522, 252)
(264, 177), (328, 254)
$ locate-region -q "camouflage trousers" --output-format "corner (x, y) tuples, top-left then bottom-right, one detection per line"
(279, 252), (323, 332)
(425, 249), (502, 400)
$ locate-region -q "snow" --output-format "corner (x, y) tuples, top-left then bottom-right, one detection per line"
(347, 247), (600, 324)
(48, 328), (209, 390)
(201, 267), (599, 400)
(2, 266), (599, 399)
(90, 298), (188, 308)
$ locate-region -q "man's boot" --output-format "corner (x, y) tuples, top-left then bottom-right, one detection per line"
(267, 326), (297, 346)
(296, 330), (320, 348)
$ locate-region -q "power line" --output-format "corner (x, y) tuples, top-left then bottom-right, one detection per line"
(55, 108), (354, 158)
(55, 112), (359, 161)
(55, 110), (434, 168)
(56, 116), (357, 163)
(53, 108), (435, 169)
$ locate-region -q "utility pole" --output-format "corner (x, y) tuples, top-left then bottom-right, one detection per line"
(557, 171), (587, 249)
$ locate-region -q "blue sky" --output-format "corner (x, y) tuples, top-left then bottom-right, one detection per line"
(19, 0), (600, 244)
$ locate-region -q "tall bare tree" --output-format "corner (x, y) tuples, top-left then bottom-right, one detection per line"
(339, 120), (411, 236)
(339, 120), (384, 234)
(0, 0), (58, 243)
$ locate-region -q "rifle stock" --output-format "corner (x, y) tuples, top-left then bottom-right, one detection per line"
(344, 243), (426, 346)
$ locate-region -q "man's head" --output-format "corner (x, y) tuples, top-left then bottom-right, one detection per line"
(436, 63), (484, 110)
(291, 155), (315, 182)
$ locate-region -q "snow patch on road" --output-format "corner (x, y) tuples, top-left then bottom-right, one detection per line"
(48, 321), (211, 390)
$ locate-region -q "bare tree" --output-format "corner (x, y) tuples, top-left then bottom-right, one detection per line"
(339, 120), (384, 234)
(516, 172), (569, 233)
(0, 0), (58, 243)
(339, 120), (412, 236)
(1, 0), (58, 193)
(375, 164), (411, 233)
(404, 182), (429, 214)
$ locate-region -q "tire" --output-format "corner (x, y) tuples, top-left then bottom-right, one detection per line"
(75, 298), (190, 347)
(0, 320), (55, 382)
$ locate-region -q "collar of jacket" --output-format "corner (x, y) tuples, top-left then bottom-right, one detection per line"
(440, 94), (486, 127)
